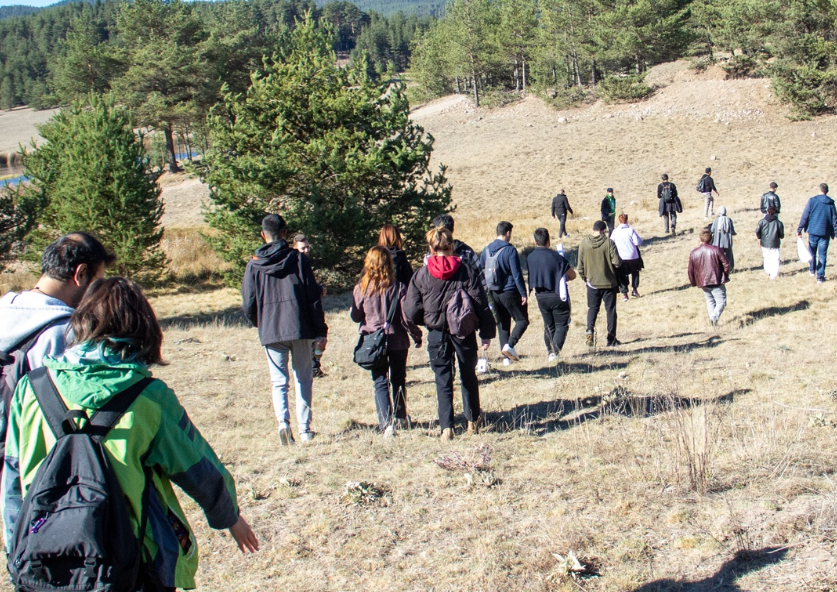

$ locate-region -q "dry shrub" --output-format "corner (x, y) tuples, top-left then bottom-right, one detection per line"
(161, 227), (228, 283)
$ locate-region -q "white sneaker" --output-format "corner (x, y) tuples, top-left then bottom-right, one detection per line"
(383, 425), (395, 438)
(503, 358), (511, 366)
(502, 344), (519, 361)
(299, 431), (315, 442)
(548, 353), (557, 363)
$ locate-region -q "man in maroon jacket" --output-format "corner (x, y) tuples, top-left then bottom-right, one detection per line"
(688, 229), (731, 327)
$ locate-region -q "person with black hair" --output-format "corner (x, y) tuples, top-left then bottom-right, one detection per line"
(698, 167), (720, 220)
(242, 214), (328, 445)
(479, 221), (529, 364)
(0, 232), (114, 463)
(577, 221), (622, 347)
(526, 228), (576, 362)
(760, 182), (781, 215)
(601, 188), (617, 234)
(657, 174), (681, 234)
(551, 189), (574, 238)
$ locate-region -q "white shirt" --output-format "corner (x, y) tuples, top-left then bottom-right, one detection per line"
(610, 224), (642, 261)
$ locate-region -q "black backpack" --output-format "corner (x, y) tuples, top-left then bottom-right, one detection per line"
(353, 289), (399, 370)
(696, 176), (709, 193)
(0, 318), (70, 464)
(7, 367), (154, 592)
(661, 183), (675, 203)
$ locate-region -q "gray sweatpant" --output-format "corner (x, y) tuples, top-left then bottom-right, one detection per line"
(702, 285), (726, 323)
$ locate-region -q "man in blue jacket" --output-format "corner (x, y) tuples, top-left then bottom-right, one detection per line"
(797, 183), (837, 283)
(479, 221), (529, 364)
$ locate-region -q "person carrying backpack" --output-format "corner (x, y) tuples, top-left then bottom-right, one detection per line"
(378, 224), (414, 288)
(551, 189), (574, 238)
(697, 167), (720, 220)
(760, 182), (782, 216)
(404, 227), (495, 440)
(1, 277), (258, 592)
(657, 174), (681, 234)
(350, 247), (422, 437)
(0, 233), (114, 470)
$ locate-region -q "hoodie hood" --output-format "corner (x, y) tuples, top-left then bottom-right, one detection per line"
(427, 256), (461, 280)
(253, 240), (298, 276)
(816, 194), (835, 205)
(719, 206), (727, 216)
(0, 291), (74, 351)
(586, 234), (610, 250)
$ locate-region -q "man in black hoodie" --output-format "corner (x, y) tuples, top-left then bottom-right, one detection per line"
(551, 189), (574, 238)
(242, 214), (328, 445)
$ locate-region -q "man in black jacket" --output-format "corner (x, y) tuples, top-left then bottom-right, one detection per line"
(551, 189), (574, 238)
(698, 167), (720, 220)
(657, 174), (681, 234)
(242, 214), (328, 445)
(760, 182), (781, 215)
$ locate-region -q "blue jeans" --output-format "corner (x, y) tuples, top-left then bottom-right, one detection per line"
(809, 235), (830, 280)
(265, 340), (314, 433)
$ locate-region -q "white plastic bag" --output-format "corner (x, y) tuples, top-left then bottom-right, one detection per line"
(476, 357), (489, 374)
(797, 237), (813, 264)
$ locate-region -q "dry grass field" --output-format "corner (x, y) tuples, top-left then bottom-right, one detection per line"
(2, 60), (837, 591)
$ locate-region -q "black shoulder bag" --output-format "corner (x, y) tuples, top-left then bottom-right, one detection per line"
(353, 289), (399, 370)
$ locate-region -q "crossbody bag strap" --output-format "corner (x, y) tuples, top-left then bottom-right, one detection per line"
(383, 285), (400, 329)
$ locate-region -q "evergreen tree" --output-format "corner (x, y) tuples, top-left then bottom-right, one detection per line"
(19, 94), (166, 281)
(201, 16), (451, 283)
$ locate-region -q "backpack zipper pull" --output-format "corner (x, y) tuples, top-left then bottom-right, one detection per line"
(30, 517), (46, 534)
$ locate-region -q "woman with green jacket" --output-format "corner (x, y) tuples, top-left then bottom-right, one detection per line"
(1, 277), (258, 591)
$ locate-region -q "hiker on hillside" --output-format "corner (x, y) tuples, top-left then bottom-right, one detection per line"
(526, 228), (576, 362)
(293, 233), (327, 378)
(551, 189), (574, 238)
(657, 173), (681, 234)
(688, 228), (730, 327)
(431, 214), (483, 283)
(577, 220), (622, 347)
(479, 221), (529, 364)
(611, 214), (644, 301)
(350, 247), (422, 437)
(756, 206), (784, 279)
(798, 183), (837, 283)
(760, 182), (781, 215)
(242, 214), (328, 445)
(404, 227), (496, 440)
(601, 188), (617, 234)
(1, 277), (259, 591)
(378, 224), (414, 287)
(0, 233), (113, 465)
(711, 206), (737, 272)
(697, 167), (720, 220)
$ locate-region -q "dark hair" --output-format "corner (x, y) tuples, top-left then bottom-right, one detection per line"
(700, 229), (713, 243)
(293, 233), (307, 244)
(262, 214), (287, 241)
(432, 214), (455, 233)
(705, 167), (712, 174)
(70, 277), (165, 366)
(767, 206), (778, 215)
(662, 174), (669, 181)
(533, 228), (550, 247)
(378, 224), (403, 250)
(496, 221), (513, 236)
(769, 182), (778, 189)
(820, 183), (829, 194)
(41, 232), (115, 282)
(593, 220), (607, 232)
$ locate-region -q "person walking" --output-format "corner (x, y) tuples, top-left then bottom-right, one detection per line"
(657, 174), (681, 234)
(688, 229), (730, 326)
(756, 207), (785, 279)
(697, 167), (720, 220)
(526, 228), (577, 362)
(350, 247), (422, 436)
(479, 221), (529, 363)
(577, 221), (622, 347)
(431, 214), (483, 281)
(292, 233), (327, 378)
(378, 224), (414, 287)
(711, 206), (737, 272)
(1, 277), (259, 591)
(760, 182), (781, 215)
(610, 214), (644, 301)
(242, 214), (328, 445)
(0, 233), (113, 463)
(601, 188), (617, 234)
(797, 183), (837, 283)
(551, 189), (574, 238)
(404, 227), (496, 440)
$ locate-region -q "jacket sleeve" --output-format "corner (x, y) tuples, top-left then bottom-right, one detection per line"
(300, 255), (328, 339)
(349, 287), (365, 324)
(466, 267), (496, 340)
(687, 254), (697, 287)
(760, 194), (768, 213)
(798, 199), (811, 234)
(398, 284), (422, 343)
(403, 274), (425, 327)
(657, 184), (662, 199)
(778, 221), (785, 240)
(566, 197), (573, 215)
(1, 379), (27, 549)
(241, 263), (258, 327)
(633, 230), (642, 246)
(832, 206), (837, 239)
(776, 195), (781, 213)
(146, 387), (239, 530)
(508, 249), (526, 297)
(576, 245), (586, 282)
(730, 221), (737, 236)
(672, 184), (678, 199)
(755, 220), (763, 239)
(600, 198), (608, 219)
(551, 197), (557, 217)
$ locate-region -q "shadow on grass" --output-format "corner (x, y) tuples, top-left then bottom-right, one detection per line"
(581, 335), (725, 358)
(639, 228), (695, 249)
(732, 300), (810, 325)
(645, 282), (693, 296)
(477, 359), (631, 385)
(160, 306), (250, 330)
(631, 547), (788, 592)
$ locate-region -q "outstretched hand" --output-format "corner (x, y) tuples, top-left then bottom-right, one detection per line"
(229, 515), (259, 553)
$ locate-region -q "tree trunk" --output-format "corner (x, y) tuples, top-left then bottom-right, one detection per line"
(455, 76), (461, 94)
(522, 58), (527, 94)
(473, 72), (480, 108)
(635, 55), (642, 75)
(591, 59), (597, 85)
(164, 127), (181, 173)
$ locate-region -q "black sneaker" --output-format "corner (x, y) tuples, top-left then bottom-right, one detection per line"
(606, 339), (621, 347)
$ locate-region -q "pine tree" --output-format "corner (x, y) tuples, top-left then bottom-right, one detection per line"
(200, 16), (451, 283)
(19, 94), (166, 281)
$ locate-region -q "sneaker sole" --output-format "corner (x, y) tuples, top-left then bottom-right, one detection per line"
(502, 349), (520, 361)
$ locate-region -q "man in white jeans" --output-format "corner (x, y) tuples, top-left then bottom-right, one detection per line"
(242, 214), (328, 445)
(697, 167), (720, 220)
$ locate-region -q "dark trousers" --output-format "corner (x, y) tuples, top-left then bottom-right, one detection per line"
(604, 215), (615, 235)
(617, 260), (641, 295)
(557, 213), (568, 237)
(427, 330), (480, 430)
(663, 212), (677, 232)
(492, 290), (529, 349)
(586, 285), (617, 343)
(536, 291), (571, 354)
(370, 348), (408, 429)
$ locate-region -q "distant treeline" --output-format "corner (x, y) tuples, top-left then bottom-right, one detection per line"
(408, 0), (837, 117)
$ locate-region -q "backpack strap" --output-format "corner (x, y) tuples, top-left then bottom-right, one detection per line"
(28, 367), (71, 439)
(0, 316), (70, 367)
(87, 377), (155, 439)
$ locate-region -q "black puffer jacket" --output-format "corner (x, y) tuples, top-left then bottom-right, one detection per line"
(241, 240), (328, 345)
(404, 257), (496, 340)
(387, 247), (414, 287)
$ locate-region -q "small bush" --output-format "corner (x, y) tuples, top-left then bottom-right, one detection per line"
(478, 88), (523, 109)
(689, 57), (712, 73)
(721, 55), (759, 79)
(598, 75), (655, 103)
(542, 85), (589, 110)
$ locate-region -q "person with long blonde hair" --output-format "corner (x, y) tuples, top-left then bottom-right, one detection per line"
(350, 246), (421, 436)
(378, 224), (413, 287)
(403, 227), (496, 440)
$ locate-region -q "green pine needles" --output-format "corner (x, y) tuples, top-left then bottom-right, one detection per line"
(200, 16), (452, 285)
(19, 94), (166, 282)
